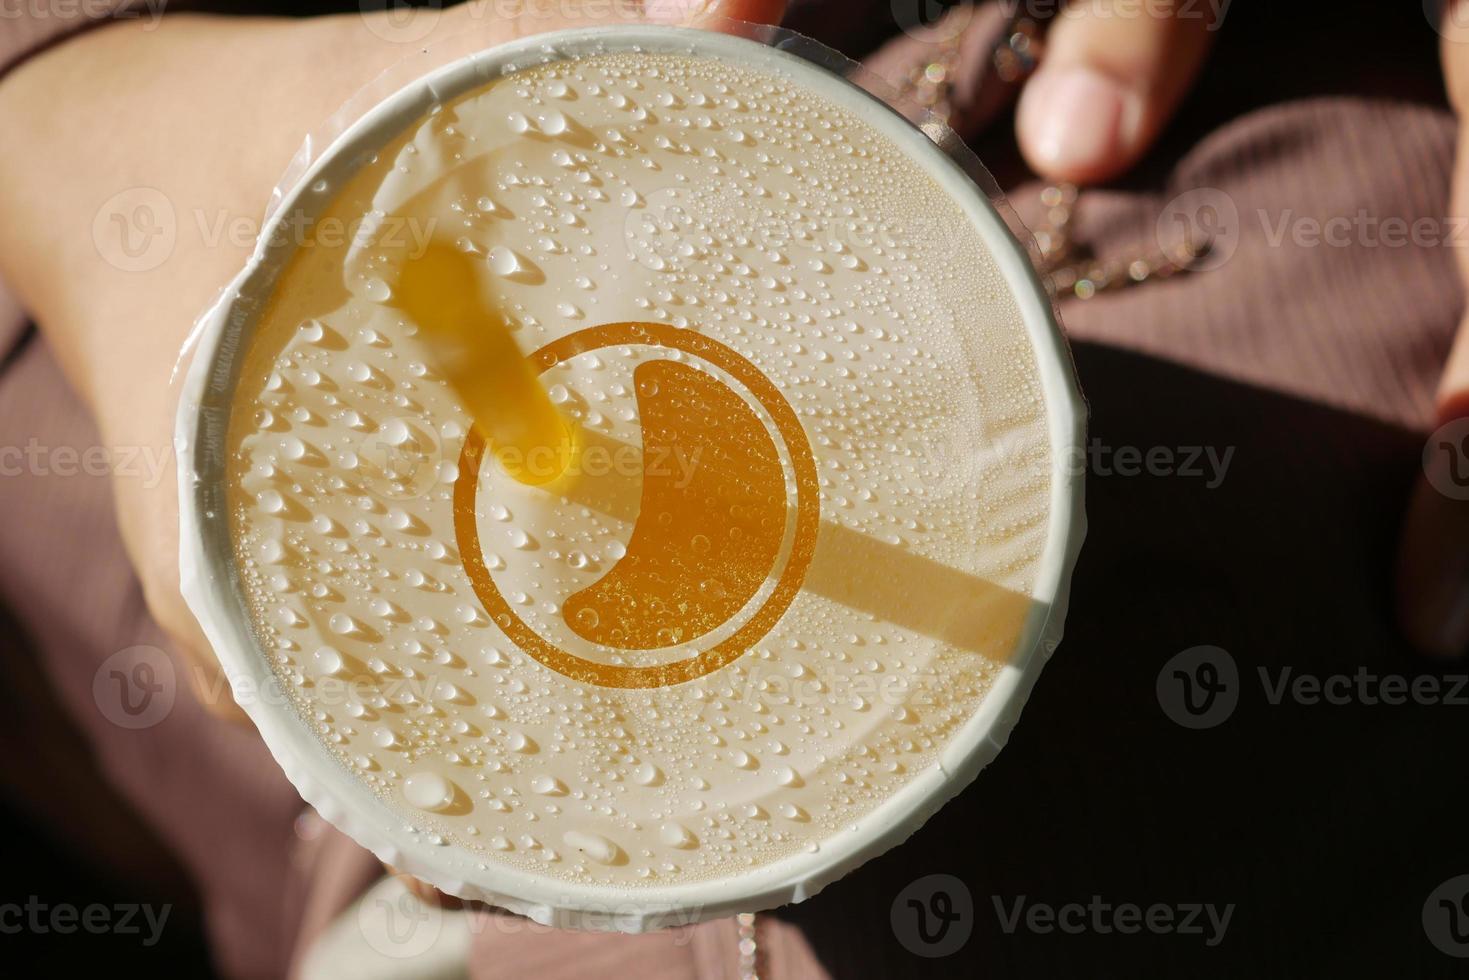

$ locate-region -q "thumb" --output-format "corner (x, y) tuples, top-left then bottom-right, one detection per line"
(1016, 0), (1216, 184)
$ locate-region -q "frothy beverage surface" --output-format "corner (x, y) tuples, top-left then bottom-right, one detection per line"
(229, 51), (1051, 887)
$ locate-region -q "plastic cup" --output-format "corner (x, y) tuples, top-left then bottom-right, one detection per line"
(177, 24), (1086, 931)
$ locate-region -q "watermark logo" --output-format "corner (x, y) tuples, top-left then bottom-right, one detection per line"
(1156, 645), (1239, 729)
(1157, 187), (1239, 272)
(1424, 875), (1469, 957)
(889, 0), (973, 43)
(358, 875), (445, 959)
(1422, 417), (1469, 501)
(892, 874), (973, 957)
(358, 416), (448, 501)
(92, 186), (175, 273)
(358, 0), (442, 43)
(623, 186), (694, 273)
(92, 645), (176, 729)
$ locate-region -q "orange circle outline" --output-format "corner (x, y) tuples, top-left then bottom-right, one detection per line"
(453, 322), (820, 689)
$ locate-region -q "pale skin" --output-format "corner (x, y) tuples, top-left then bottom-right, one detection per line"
(0, 0), (1464, 899)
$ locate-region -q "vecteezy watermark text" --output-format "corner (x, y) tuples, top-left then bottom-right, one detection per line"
(957, 431), (1236, 489)
(0, 0), (167, 29)
(0, 897), (170, 946)
(93, 187), (438, 273)
(993, 895), (1234, 946)
(1259, 210), (1469, 250)
(0, 438), (171, 487)
(1158, 645), (1469, 729)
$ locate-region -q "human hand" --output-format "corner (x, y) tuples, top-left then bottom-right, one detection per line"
(1397, 6), (1469, 658)
(0, 0), (786, 713)
(868, 0), (1221, 184)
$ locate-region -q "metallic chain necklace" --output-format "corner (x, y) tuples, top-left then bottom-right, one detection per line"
(903, 15), (1210, 300)
(736, 911), (759, 979)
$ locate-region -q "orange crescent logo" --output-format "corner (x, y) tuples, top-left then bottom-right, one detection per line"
(454, 321), (820, 689)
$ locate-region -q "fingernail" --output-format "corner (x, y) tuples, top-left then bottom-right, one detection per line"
(643, 0), (710, 24)
(1019, 66), (1141, 178)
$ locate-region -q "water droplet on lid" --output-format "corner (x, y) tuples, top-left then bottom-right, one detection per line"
(381, 419), (411, 447)
(329, 614), (360, 636)
(659, 822), (696, 849)
(509, 732), (536, 753)
(313, 647), (345, 676)
(403, 771), (456, 812)
(531, 775), (567, 796)
(363, 277), (392, 303)
(488, 246), (522, 277)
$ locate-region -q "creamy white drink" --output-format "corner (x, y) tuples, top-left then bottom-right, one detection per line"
(223, 44), (1053, 895)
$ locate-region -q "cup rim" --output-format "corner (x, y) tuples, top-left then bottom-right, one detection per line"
(176, 23), (1087, 931)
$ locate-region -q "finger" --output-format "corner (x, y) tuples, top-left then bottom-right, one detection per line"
(173, 626), (251, 723)
(1395, 22), (1469, 658)
(150, 589), (249, 722)
(1015, 0), (1216, 184)
(388, 867), (467, 910)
